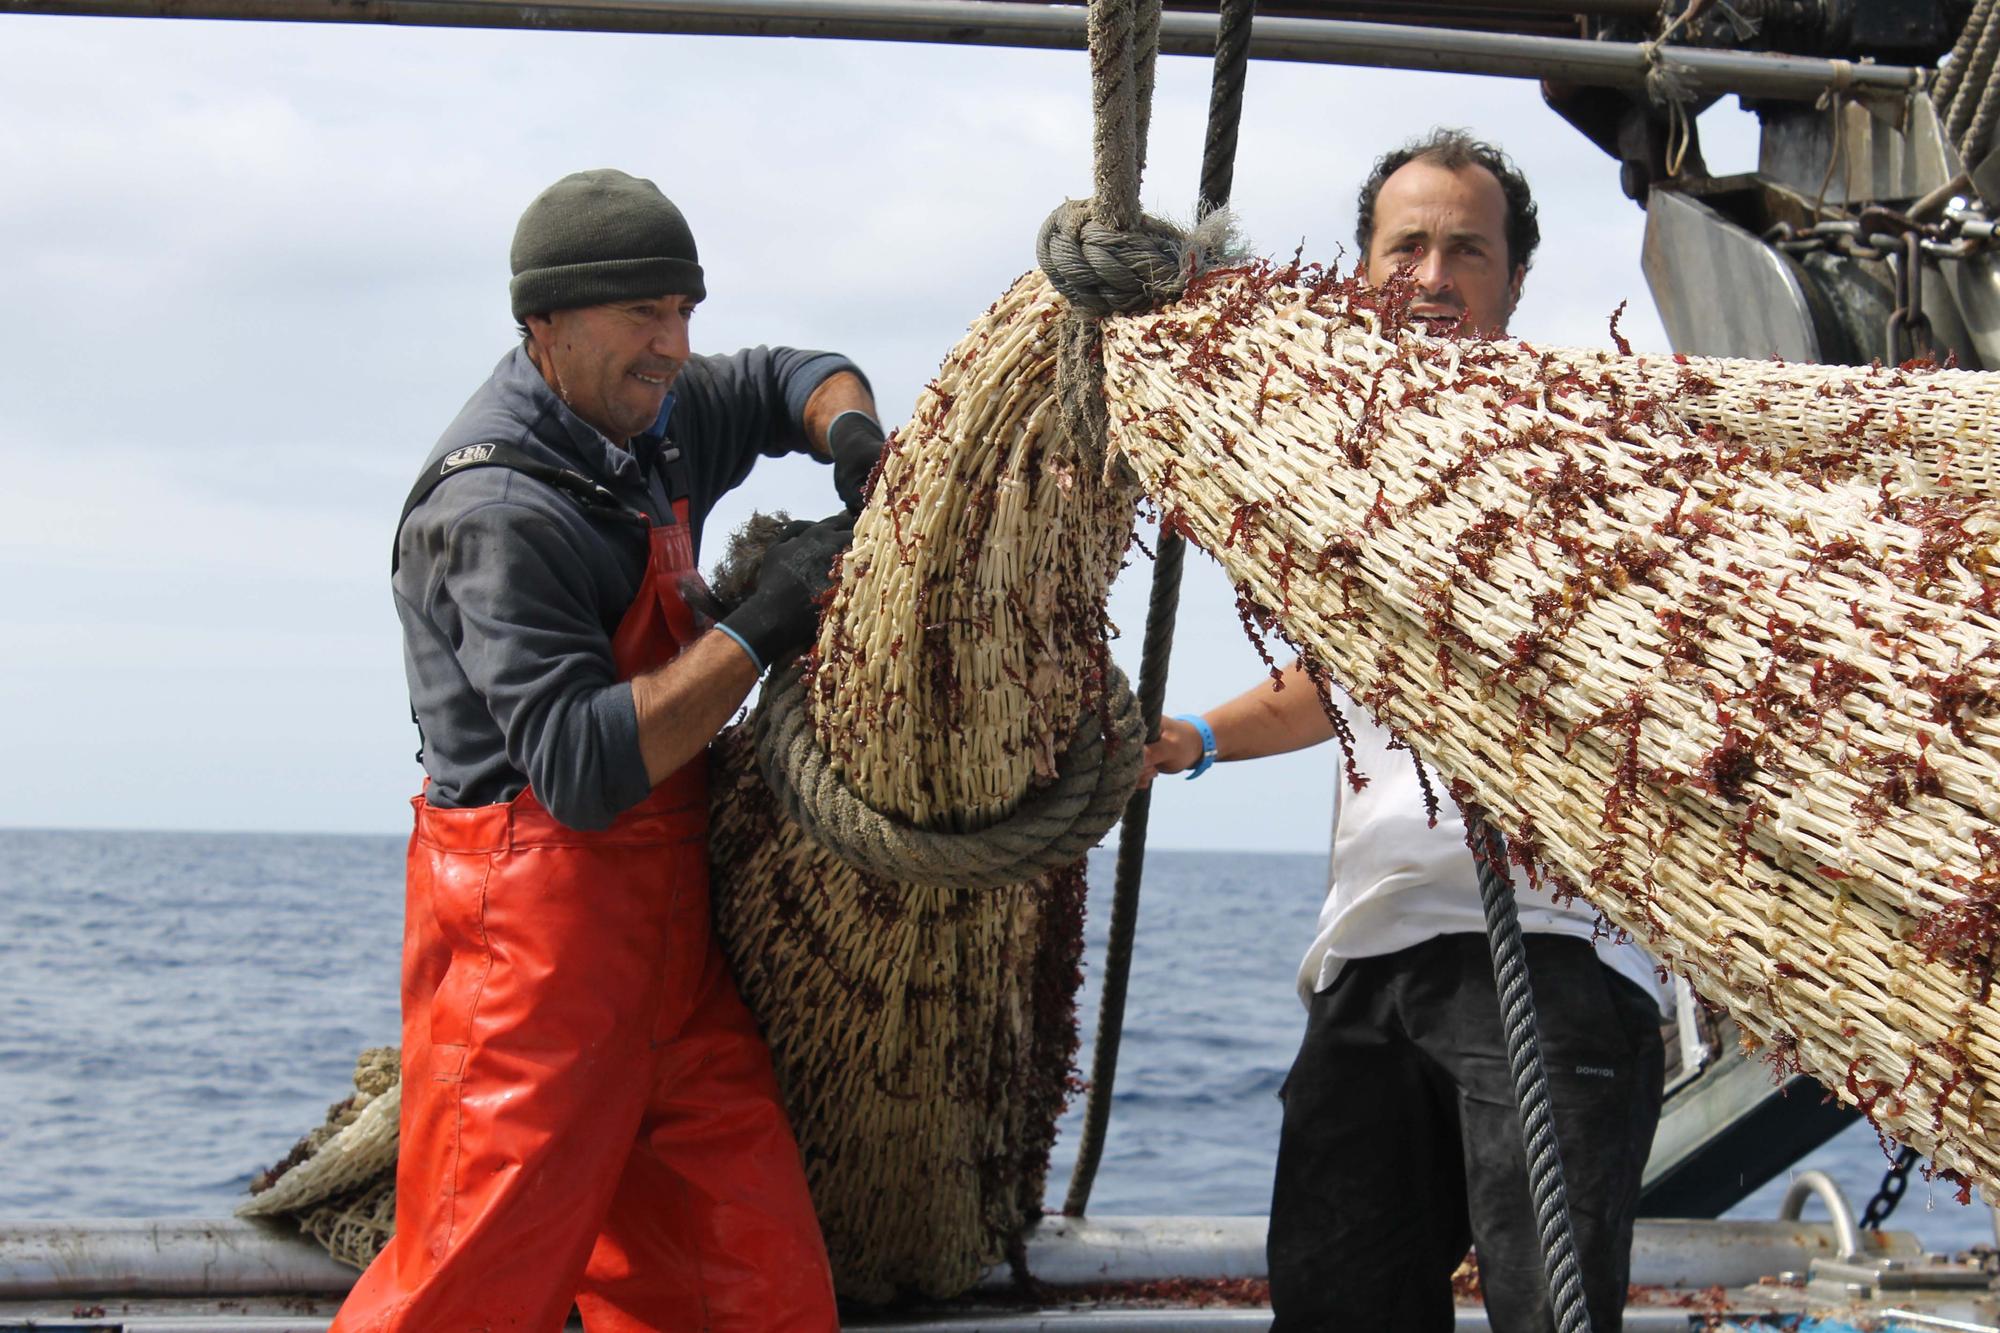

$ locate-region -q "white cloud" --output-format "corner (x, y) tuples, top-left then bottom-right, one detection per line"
(1, 12), (1762, 846)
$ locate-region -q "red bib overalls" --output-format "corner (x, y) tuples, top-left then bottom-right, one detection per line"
(335, 502), (838, 1333)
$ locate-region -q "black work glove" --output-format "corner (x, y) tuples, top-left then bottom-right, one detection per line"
(827, 410), (887, 513)
(717, 512), (855, 671)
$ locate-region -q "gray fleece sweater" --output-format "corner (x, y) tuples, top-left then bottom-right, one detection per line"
(392, 343), (858, 830)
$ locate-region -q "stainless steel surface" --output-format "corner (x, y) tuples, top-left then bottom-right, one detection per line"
(1631, 1218), (1919, 1289)
(0, 0), (1924, 102)
(1643, 186), (1823, 359)
(1648, 1040), (1781, 1181)
(1937, 248), (2000, 368)
(977, 1216), (1266, 1289)
(1780, 1169), (1865, 1261)
(0, 1214), (1924, 1304)
(0, 1218), (353, 1299)
(1758, 92), (1956, 208)
(1877, 1308), (2000, 1332)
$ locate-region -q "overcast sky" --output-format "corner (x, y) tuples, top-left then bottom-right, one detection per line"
(0, 12), (1762, 850)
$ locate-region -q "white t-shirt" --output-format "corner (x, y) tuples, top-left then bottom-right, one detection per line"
(1298, 697), (1670, 1015)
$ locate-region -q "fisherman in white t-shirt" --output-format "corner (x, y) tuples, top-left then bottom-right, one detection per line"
(1145, 130), (1667, 1333)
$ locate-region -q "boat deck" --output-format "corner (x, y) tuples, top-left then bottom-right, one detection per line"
(4, 1215), (1997, 1332)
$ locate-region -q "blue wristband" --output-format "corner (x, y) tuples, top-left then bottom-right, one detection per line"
(714, 622), (766, 676)
(1176, 713), (1218, 780)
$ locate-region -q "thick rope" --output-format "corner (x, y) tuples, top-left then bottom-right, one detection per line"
(1039, 0), (1169, 482)
(1966, 51), (2000, 169)
(1467, 808), (1594, 1333)
(1063, 0), (1257, 1219)
(1949, 3), (2000, 147)
(1035, 203), (1188, 319)
(1933, 0), (1994, 111)
(755, 662), (1144, 890)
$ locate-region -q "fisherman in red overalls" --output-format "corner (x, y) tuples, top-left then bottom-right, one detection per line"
(334, 168), (887, 1333)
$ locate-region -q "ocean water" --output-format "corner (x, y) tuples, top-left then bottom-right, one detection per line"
(2, 827), (1993, 1255)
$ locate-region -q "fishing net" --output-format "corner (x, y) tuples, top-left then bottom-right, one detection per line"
(239, 1046), (400, 1270)
(709, 272), (1141, 1301)
(238, 1047), (399, 1221)
(251, 245), (2000, 1291)
(1096, 256), (2000, 1196)
(296, 1174), (398, 1272)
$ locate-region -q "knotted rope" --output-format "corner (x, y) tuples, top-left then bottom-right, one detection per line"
(757, 662), (1144, 890)
(1036, 0), (1177, 481)
(1640, 1), (1701, 180)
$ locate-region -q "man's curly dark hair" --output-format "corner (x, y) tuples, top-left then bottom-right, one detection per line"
(1354, 128), (1540, 275)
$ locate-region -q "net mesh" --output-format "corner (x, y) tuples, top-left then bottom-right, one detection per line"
(238, 1048), (399, 1221)
(252, 249), (2000, 1286)
(710, 271), (1134, 1300)
(1101, 258), (2000, 1196)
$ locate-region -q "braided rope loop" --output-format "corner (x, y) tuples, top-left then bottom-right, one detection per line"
(757, 662), (1144, 890)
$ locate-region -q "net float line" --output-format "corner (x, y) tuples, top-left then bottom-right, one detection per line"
(1101, 257), (2000, 1195)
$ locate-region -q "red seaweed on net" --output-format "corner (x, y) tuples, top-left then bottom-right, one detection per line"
(1920, 669), (2000, 744)
(1607, 300), (1633, 357)
(1684, 709), (1761, 803)
(1909, 830), (2000, 1001)
(1448, 508), (1519, 581)
(1759, 1029), (1806, 1080)
(1224, 499), (1268, 551)
(1900, 497), (2000, 612)
(1566, 689), (1654, 833)
(1915, 1037), (1973, 1133)
(1844, 1055), (1894, 1119)
(1233, 584), (1284, 683)
(1924, 1161), (1978, 1205)
(1298, 652), (1371, 796)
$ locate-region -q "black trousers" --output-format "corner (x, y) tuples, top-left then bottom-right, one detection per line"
(1268, 933), (1665, 1333)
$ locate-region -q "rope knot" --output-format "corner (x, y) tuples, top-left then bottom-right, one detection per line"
(1035, 198), (1191, 317)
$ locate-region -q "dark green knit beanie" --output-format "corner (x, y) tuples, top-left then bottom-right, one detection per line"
(509, 168), (706, 319)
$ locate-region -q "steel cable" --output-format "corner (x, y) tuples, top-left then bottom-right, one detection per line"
(1467, 807), (1594, 1333)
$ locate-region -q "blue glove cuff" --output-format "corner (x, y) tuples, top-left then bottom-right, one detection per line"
(1176, 713), (1218, 780)
(714, 622), (766, 676)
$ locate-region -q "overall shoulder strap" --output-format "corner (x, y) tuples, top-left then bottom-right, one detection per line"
(392, 442), (647, 573)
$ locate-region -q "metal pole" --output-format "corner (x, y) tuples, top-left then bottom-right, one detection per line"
(2, 0), (1923, 103)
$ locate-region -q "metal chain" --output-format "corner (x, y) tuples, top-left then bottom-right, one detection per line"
(1887, 230), (1935, 362)
(1762, 199), (1996, 263)
(1858, 1144), (1922, 1231)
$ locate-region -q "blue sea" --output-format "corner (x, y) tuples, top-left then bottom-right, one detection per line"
(3, 828), (1993, 1253)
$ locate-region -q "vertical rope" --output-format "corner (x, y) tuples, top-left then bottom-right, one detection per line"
(1085, 0), (1146, 232)
(1062, 0), (1256, 1219)
(1466, 807), (1594, 1333)
(1948, 6), (2000, 145)
(1932, 0), (1993, 112)
(1198, 0), (1257, 221)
